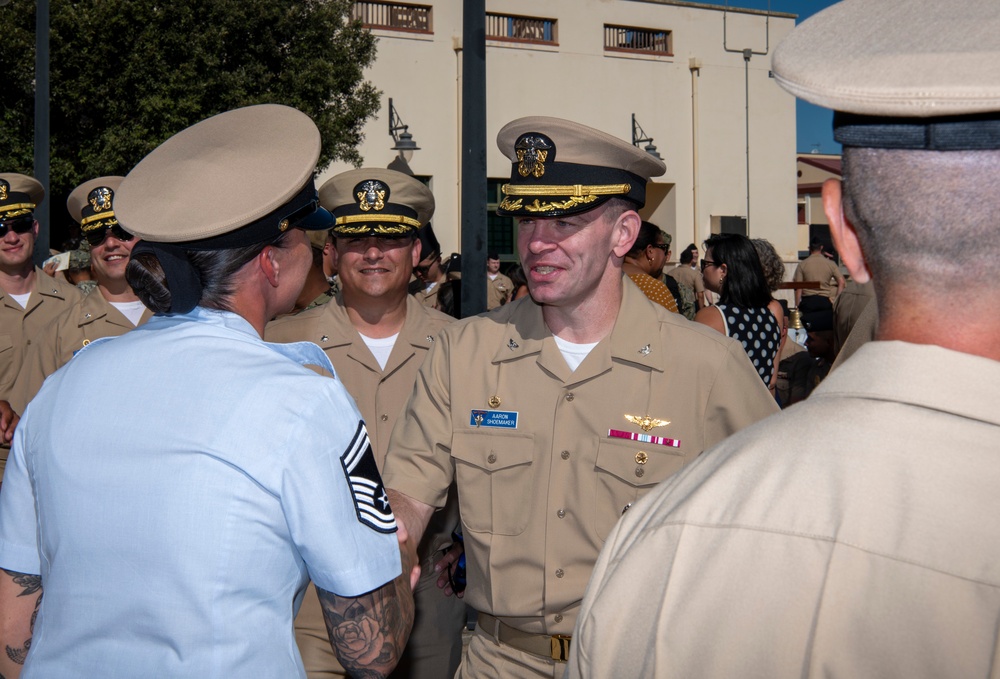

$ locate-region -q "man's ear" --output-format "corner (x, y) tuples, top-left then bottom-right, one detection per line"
(259, 245), (281, 288)
(411, 238), (422, 268)
(612, 210), (642, 258)
(822, 178), (871, 284)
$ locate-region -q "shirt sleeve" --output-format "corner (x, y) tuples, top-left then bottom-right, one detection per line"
(382, 326), (456, 509)
(703, 341), (780, 447)
(0, 419), (42, 575)
(281, 382), (401, 597)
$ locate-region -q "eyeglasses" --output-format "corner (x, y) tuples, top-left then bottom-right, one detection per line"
(0, 214), (34, 238)
(700, 259), (719, 272)
(413, 258), (439, 276)
(83, 223), (134, 248)
(649, 244), (669, 252)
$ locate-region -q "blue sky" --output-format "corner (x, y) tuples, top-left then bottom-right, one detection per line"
(700, 0), (841, 154)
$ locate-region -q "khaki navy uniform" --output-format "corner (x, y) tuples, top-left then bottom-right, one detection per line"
(793, 252), (842, 299)
(487, 272), (513, 310)
(266, 292), (464, 679)
(9, 291), (152, 414)
(831, 294), (878, 371)
(569, 342), (1000, 678)
(833, 279), (875, 353)
(383, 282), (779, 677)
(412, 281), (442, 309)
(0, 270), (82, 481)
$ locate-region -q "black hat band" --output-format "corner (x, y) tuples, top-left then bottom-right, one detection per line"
(834, 111), (1000, 150)
(181, 180), (330, 251)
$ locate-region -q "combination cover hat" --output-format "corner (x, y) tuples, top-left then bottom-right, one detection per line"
(771, 0), (1000, 150)
(321, 168), (434, 237)
(495, 116), (666, 218)
(0, 173), (44, 219)
(68, 176), (126, 239)
(115, 104), (333, 313)
(116, 104), (332, 247)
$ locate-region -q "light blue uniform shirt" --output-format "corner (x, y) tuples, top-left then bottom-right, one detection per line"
(0, 307), (401, 678)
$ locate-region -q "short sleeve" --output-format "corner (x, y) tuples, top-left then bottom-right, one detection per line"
(0, 420), (42, 575)
(280, 384), (401, 597)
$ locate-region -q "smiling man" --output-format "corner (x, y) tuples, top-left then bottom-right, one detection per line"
(7, 177), (151, 416)
(265, 168), (463, 679)
(0, 174), (82, 478)
(381, 117), (779, 678)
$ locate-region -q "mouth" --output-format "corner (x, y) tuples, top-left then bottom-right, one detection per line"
(530, 264), (561, 277)
(359, 267), (390, 275)
(105, 254), (127, 262)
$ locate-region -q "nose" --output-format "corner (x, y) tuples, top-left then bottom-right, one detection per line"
(363, 239), (386, 261)
(522, 220), (559, 255)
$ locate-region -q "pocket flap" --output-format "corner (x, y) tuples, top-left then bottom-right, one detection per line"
(595, 437), (685, 487)
(452, 431), (534, 472)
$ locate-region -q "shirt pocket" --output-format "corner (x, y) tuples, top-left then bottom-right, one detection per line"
(451, 431), (535, 536)
(593, 438), (686, 540)
(0, 334), (13, 382)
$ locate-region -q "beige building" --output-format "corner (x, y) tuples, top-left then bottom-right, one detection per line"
(321, 0), (800, 265)
(797, 152), (841, 249)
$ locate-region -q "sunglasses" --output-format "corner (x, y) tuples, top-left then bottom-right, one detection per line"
(0, 214), (34, 238)
(700, 259), (719, 272)
(84, 223), (134, 248)
(649, 243), (669, 252)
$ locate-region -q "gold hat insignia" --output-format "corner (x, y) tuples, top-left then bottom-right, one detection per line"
(0, 181), (8, 202)
(357, 180), (387, 212)
(89, 187), (113, 212)
(625, 414), (670, 432)
(515, 134), (552, 178)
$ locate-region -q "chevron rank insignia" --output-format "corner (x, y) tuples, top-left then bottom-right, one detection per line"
(340, 422), (397, 534)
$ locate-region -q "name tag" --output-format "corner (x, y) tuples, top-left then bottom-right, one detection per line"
(470, 409), (519, 429)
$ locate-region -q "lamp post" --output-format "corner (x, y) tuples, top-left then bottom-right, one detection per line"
(631, 114), (664, 161)
(388, 98), (420, 162)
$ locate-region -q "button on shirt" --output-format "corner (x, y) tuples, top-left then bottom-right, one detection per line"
(0, 307), (401, 678)
(382, 281), (778, 637)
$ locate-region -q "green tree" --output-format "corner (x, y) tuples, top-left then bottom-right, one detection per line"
(0, 0), (379, 228)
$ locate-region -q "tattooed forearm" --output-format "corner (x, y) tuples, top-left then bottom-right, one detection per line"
(316, 577), (414, 679)
(5, 641), (28, 666)
(0, 568), (43, 675)
(0, 571), (40, 598)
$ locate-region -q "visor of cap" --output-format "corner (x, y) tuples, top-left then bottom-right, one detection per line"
(772, 0), (1000, 117)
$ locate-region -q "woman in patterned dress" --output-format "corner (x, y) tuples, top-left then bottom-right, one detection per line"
(695, 233), (782, 387)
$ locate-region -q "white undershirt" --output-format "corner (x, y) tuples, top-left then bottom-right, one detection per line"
(553, 335), (599, 372)
(488, 273), (498, 280)
(8, 292), (31, 309)
(359, 332), (399, 370)
(110, 300), (147, 327)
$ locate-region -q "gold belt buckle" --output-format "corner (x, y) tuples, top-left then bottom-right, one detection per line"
(550, 634), (571, 661)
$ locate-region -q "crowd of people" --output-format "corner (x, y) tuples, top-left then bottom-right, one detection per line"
(0, 0), (997, 677)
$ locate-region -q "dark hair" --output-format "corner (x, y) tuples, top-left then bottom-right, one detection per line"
(679, 249), (694, 265)
(703, 233), (772, 308)
(685, 243), (698, 253)
(487, 252), (500, 260)
(751, 238), (785, 292)
(627, 221), (668, 258)
(127, 231), (293, 314)
(508, 264), (528, 291)
(809, 237), (824, 252)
